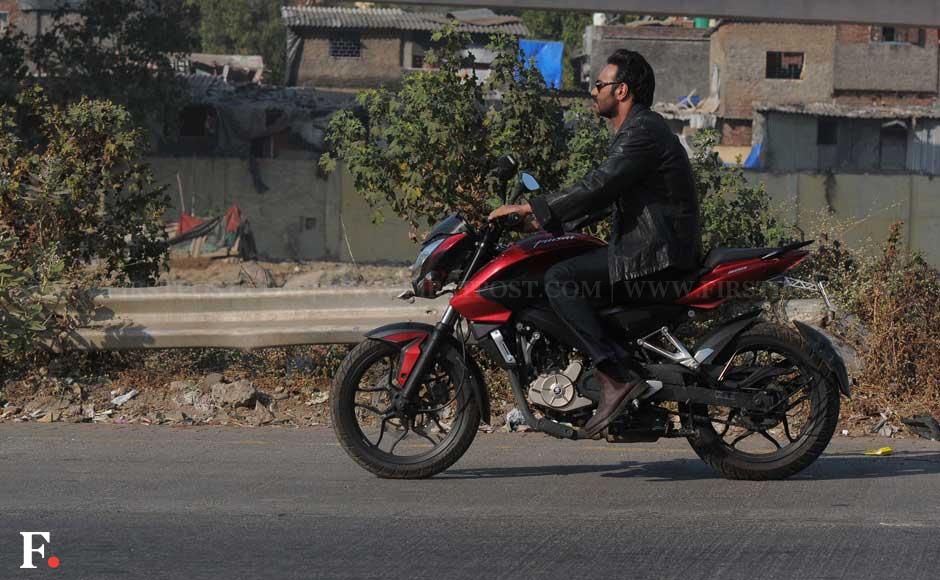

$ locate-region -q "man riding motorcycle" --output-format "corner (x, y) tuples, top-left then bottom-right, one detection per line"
(488, 49), (702, 438)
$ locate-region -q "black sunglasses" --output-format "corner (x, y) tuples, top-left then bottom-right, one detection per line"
(594, 80), (624, 91)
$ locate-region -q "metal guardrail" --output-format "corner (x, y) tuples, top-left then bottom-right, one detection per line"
(72, 286), (450, 350)
(72, 286), (830, 351)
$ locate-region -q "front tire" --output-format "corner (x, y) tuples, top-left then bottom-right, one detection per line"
(682, 322), (840, 481)
(331, 338), (481, 479)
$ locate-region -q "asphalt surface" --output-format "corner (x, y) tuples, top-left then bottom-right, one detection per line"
(1, 424), (939, 580)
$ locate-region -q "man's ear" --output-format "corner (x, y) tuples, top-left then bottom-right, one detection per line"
(617, 83), (631, 102)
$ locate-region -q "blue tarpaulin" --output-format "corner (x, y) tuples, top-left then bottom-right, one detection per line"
(744, 143), (762, 168)
(520, 39), (564, 89)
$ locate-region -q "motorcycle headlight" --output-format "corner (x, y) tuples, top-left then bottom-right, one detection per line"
(411, 237), (446, 296)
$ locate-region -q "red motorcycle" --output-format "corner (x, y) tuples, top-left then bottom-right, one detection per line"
(331, 157), (850, 480)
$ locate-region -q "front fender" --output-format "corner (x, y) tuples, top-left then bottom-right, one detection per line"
(364, 322), (491, 424)
(793, 321), (852, 398)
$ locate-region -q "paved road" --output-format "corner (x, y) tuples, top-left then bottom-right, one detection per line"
(1, 425), (939, 579)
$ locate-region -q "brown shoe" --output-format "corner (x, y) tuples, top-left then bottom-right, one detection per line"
(580, 372), (648, 439)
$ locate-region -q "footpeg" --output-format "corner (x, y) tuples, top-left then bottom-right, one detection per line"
(629, 380), (663, 410)
(639, 380), (663, 400)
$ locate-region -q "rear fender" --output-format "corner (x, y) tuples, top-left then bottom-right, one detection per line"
(793, 321), (852, 398)
(692, 309), (763, 365)
(365, 322), (491, 424)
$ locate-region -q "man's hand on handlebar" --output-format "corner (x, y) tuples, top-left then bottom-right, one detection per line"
(487, 203), (540, 232)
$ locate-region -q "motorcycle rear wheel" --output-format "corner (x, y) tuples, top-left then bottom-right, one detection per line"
(681, 322), (840, 481)
(331, 339), (481, 479)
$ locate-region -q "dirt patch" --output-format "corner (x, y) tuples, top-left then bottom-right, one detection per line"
(157, 257), (410, 288)
(0, 346), (916, 438)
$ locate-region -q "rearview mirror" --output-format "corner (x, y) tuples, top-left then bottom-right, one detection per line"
(520, 172), (540, 192)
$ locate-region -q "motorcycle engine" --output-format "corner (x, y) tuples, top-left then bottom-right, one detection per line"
(523, 333), (594, 413)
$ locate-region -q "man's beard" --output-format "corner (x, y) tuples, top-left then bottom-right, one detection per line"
(593, 98), (614, 119)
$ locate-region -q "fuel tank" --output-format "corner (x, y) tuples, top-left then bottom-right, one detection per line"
(451, 232), (606, 323)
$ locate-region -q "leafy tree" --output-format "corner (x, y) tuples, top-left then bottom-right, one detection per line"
(187, 0), (286, 84)
(26, 0), (198, 133)
(0, 27), (28, 102)
(320, 28), (609, 235)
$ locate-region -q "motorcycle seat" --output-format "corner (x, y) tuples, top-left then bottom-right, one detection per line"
(701, 247), (776, 270)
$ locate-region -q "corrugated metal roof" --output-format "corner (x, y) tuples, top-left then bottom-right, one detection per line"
(281, 6), (528, 36)
(756, 102), (940, 119)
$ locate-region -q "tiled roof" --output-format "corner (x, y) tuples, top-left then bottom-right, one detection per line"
(281, 6), (528, 36)
(595, 25), (711, 40)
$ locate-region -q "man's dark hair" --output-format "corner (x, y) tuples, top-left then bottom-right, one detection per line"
(607, 49), (655, 107)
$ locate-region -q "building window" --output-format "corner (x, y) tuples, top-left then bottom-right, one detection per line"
(766, 52), (804, 79)
(880, 122), (908, 170)
(178, 105), (215, 138)
(871, 26), (926, 46)
(817, 119), (838, 145)
(330, 33), (361, 59)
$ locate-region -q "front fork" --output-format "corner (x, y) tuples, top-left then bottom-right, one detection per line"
(393, 306), (460, 411)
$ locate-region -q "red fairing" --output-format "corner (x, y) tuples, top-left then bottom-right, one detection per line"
(433, 232), (468, 258)
(452, 232), (606, 322)
(678, 251), (810, 309)
(373, 331), (428, 387)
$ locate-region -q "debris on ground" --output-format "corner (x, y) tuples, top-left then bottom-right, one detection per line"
(505, 408), (529, 432)
(211, 379), (257, 407)
(871, 412), (899, 438)
(864, 446), (894, 456)
(901, 415), (940, 441)
(309, 391), (329, 405)
(111, 389), (139, 407)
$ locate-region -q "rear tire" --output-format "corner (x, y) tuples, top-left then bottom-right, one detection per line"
(682, 322), (840, 481)
(331, 339), (481, 479)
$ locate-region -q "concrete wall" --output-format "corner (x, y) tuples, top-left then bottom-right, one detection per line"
(585, 26), (710, 106)
(295, 31), (402, 90)
(834, 25), (939, 93)
(711, 22), (837, 119)
(148, 156), (417, 263)
(745, 170), (940, 267)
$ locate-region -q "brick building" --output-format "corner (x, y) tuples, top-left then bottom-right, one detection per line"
(281, 6), (527, 90)
(0, 1), (20, 31)
(709, 21), (940, 153)
(582, 21), (711, 107)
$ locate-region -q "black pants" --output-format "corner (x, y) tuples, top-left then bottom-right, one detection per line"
(543, 247), (691, 382)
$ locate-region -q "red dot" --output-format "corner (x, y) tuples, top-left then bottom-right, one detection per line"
(48, 556), (60, 569)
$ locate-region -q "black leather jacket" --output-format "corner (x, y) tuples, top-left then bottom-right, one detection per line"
(529, 104), (701, 282)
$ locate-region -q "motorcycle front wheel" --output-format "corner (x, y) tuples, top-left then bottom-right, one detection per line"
(331, 339), (481, 479)
(681, 322), (841, 481)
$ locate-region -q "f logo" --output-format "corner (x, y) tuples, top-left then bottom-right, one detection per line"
(20, 532), (60, 569)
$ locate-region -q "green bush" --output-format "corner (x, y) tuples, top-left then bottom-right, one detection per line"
(690, 130), (790, 251)
(0, 91), (169, 369)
